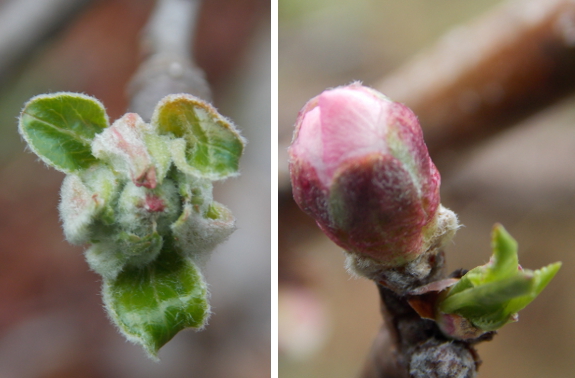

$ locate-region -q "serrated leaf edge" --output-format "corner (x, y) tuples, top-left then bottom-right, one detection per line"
(151, 93), (246, 180)
(101, 257), (211, 360)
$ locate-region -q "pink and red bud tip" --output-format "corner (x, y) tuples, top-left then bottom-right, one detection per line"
(288, 83), (444, 266)
(92, 113), (157, 189)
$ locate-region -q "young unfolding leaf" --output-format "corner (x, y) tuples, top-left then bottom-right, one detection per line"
(504, 262), (562, 316)
(152, 94), (246, 180)
(103, 245), (210, 358)
(437, 224), (561, 337)
(59, 165), (120, 244)
(19, 93), (109, 173)
(172, 202), (236, 265)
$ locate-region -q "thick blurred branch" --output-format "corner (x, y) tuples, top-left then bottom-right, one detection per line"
(128, 0), (210, 120)
(377, 0), (575, 157)
(0, 0), (92, 83)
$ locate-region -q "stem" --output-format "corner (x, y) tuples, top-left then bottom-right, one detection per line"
(128, 0), (210, 121)
(360, 252), (482, 378)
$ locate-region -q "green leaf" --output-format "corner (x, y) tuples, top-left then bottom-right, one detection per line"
(152, 94), (245, 180)
(171, 202), (236, 264)
(450, 224), (518, 293)
(440, 274), (534, 324)
(438, 224), (562, 334)
(102, 244), (210, 359)
(19, 92), (109, 173)
(485, 224), (519, 282)
(505, 262), (562, 315)
(144, 133), (172, 184)
(59, 165), (120, 244)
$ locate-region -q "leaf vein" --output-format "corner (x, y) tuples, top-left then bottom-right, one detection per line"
(22, 111), (92, 146)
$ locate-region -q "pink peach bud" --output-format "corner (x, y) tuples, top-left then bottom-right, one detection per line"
(288, 83), (441, 266)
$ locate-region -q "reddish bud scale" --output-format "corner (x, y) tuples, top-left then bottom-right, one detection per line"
(329, 153), (429, 262)
(145, 194), (166, 212)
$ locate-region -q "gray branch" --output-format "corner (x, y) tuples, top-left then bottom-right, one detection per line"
(128, 0), (211, 121)
(0, 0), (91, 82)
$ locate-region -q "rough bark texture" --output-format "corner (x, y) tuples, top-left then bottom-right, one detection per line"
(362, 285), (478, 378)
(360, 251), (497, 378)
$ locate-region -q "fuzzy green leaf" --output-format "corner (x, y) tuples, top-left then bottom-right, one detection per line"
(152, 94), (245, 180)
(19, 92), (109, 173)
(59, 165), (120, 245)
(103, 244), (209, 359)
(171, 202), (236, 264)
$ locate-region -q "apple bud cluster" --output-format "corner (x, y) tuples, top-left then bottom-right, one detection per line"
(52, 100), (242, 280)
(18, 92), (245, 357)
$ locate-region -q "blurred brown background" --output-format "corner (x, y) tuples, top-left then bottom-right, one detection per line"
(0, 0), (270, 377)
(279, 0), (575, 377)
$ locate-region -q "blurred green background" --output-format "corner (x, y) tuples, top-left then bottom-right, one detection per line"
(279, 1), (575, 377)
